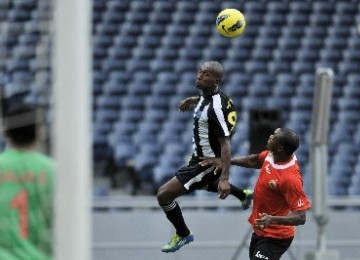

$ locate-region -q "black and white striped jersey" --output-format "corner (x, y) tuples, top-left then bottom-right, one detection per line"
(192, 90), (237, 158)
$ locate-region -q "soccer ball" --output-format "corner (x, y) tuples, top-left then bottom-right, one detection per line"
(216, 9), (246, 38)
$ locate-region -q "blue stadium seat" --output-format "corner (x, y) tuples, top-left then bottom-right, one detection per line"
(313, 2), (335, 14)
(291, 96), (313, 110)
(267, 96), (291, 111)
(174, 59), (197, 73)
(95, 23), (118, 36)
(267, 1), (288, 14)
(119, 107), (143, 123)
(325, 36), (348, 49)
(188, 23), (213, 37)
(158, 126), (183, 146)
(121, 96), (145, 110)
(142, 108), (168, 123)
(186, 36), (208, 49)
(195, 11), (216, 25)
(346, 74), (360, 86)
(126, 59), (151, 72)
(222, 60), (244, 75)
(348, 36), (360, 49)
(156, 71), (179, 84)
(153, 160), (179, 187)
(176, 1), (198, 12)
(344, 85), (360, 98)
(272, 85), (295, 98)
(251, 48), (273, 61)
(172, 11), (194, 25)
(290, 1), (311, 14)
(282, 26), (305, 39)
(255, 36), (278, 49)
(333, 15), (354, 28)
(228, 73), (251, 85)
(258, 25), (282, 38)
(248, 83), (272, 97)
(335, 2), (358, 15)
(96, 95), (121, 110)
(242, 96), (267, 110)
(126, 81), (151, 96)
(263, 12), (287, 26)
(102, 58), (126, 72)
(338, 97), (360, 110)
(110, 121), (137, 142)
(132, 130), (158, 148)
(145, 96), (169, 110)
(268, 60), (292, 74)
(226, 82), (247, 98)
(107, 71), (130, 84)
(320, 48), (343, 62)
(202, 47), (227, 61)
(152, 81), (176, 97)
(156, 47), (178, 60)
(330, 121), (355, 144)
(198, 1), (219, 12)
(114, 141), (137, 166)
(176, 81), (198, 97)
(304, 26), (328, 39)
(132, 46), (156, 60)
(292, 60), (315, 74)
(343, 48), (360, 63)
(94, 108), (118, 123)
(309, 13), (332, 26)
(296, 85), (314, 99)
(297, 48), (320, 62)
(106, 1), (129, 12)
(348, 176), (360, 196)
(245, 60), (267, 74)
(102, 81), (127, 96)
(153, 1), (175, 12)
(287, 13), (309, 26)
(289, 110), (311, 125)
(132, 71), (155, 83)
(244, 2), (266, 14)
(150, 59), (174, 72)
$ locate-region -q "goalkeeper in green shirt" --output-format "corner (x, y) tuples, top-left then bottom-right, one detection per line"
(0, 104), (55, 260)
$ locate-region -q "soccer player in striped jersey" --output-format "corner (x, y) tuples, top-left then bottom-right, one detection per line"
(0, 104), (55, 260)
(157, 61), (251, 253)
(200, 128), (311, 259)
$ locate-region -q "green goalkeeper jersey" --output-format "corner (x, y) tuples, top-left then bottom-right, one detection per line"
(0, 149), (55, 260)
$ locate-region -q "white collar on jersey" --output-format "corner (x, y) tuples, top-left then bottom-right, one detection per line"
(265, 152), (297, 170)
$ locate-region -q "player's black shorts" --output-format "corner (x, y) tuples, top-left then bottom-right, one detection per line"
(249, 232), (293, 260)
(175, 157), (221, 192)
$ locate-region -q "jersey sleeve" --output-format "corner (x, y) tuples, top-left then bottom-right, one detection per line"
(282, 172), (311, 211)
(258, 150), (269, 163)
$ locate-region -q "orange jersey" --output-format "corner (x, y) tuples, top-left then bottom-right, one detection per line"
(248, 151), (311, 239)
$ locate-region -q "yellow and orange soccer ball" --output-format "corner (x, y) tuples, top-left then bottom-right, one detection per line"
(216, 9), (246, 38)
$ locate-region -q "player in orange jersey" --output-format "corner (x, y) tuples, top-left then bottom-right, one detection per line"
(200, 128), (311, 259)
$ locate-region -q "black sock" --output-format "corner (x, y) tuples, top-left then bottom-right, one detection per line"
(206, 180), (246, 200)
(161, 201), (190, 237)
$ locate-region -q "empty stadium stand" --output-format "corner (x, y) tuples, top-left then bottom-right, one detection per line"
(2, 0), (360, 198)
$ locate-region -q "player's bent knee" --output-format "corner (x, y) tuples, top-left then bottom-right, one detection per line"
(156, 186), (169, 204)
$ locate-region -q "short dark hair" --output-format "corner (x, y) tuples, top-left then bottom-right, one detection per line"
(3, 104), (38, 146)
(204, 61), (224, 79)
(277, 128), (300, 155)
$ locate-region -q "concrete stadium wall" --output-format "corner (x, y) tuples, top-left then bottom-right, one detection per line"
(92, 210), (360, 260)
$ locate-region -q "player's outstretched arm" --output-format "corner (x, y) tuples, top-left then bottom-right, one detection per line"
(254, 210), (308, 230)
(178, 96), (200, 112)
(231, 154), (262, 169)
(199, 153), (262, 170)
